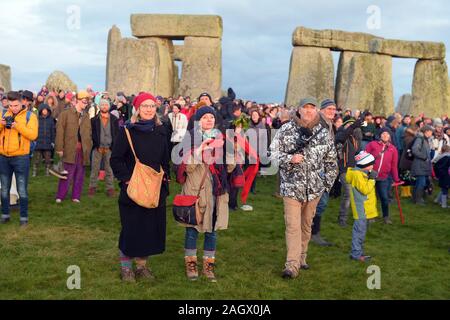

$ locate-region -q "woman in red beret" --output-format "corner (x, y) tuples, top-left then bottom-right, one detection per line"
(110, 93), (170, 282)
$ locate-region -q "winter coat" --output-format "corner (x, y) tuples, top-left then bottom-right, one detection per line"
(0, 107), (38, 157)
(36, 104), (55, 150)
(91, 113), (119, 150)
(270, 112), (338, 202)
(365, 140), (400, 182)
(55, 107), (92, 166)
(411, 132), (432, 177)
(433, 153), (450, 189)
(181, 159), (235, 233)
(335, 118), (363, 174)
(110, 124), (170, 257)
(346, 167), (378, 220)
(399, 128), (417, 171)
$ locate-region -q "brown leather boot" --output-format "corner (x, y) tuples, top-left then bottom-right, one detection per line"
(184, 256), (198, 281)
(120, 267), (135, 283)
(202, 257), (217, 282)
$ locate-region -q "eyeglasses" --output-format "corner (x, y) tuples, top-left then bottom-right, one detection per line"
(140, 104), (155, 109)
(79, 100), (89, 105)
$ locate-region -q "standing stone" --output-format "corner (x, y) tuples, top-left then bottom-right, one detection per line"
(285, 46), (334, 107)
(173, 62), (180, 96)
(106, 26), (160, 96)
(335, 51), (394, 115)
(411, 59), (450, 118)
(141, 37), (175, 97)
(46, 71), (77, 92)
(178, 37), (222, 100)
(0, 64), (12, 92)
(396, 94), (412, 115)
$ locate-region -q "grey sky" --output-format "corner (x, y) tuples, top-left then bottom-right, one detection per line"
(1, 0), (449, 104)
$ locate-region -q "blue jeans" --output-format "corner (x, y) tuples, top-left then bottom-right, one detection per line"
(185, 227), (217, 251)
(375, 179), (390, 218)
(0, 155), (30, 221)
(415, 175), (427, 192)
(315, 191), (329, 217)
(351, 219), (367, 259)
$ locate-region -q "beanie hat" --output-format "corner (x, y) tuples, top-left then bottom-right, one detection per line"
(299, 97), (318, 108)
(99, 99), (110, 108)
(421, 125), (435, 133)
(132, 92), (156, 111)
(355, 151), (375, 168)
(320, 99), (336, 110)
(379, 127), (393, 137)
(433, 118), (443, 127)
(65, 92), (74, 101)
(198, 92), (212, 104)
(195, 106), (216, 121)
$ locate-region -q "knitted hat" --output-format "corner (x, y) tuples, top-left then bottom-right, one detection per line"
(65, 92), (74, 101)
(198, 92), (212, 104)
(433, 118), (443, 127)
(195, 106), (216, 121)
(299, 97), (318, 108)
(132, 92), (156, 111)
(355, 151), (375, 168)
(99, 99), (110, 108)
(379, 127), (393, 137)
(320, 99), (336, 110)
(421, 125), (435, 133)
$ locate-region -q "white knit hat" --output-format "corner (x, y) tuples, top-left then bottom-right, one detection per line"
(355, 151), (375, 168)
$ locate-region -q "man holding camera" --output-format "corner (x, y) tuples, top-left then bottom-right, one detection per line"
(0, 91), (38, 227)
(270, 98), (338, 279)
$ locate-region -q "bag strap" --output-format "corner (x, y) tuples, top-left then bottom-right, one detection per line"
(196, 164), (209, 198)
(124, 128), (139, 162)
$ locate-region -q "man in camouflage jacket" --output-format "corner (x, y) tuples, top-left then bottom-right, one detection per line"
(270, 97), (338, 279)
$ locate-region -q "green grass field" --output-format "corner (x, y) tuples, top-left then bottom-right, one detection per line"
(0, 169), (449, 300)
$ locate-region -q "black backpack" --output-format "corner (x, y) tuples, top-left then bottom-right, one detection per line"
(405, 137), (422, 161)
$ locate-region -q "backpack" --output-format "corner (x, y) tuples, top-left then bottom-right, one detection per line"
(2, 109), (37, 157)
(405, 137), (420, 161)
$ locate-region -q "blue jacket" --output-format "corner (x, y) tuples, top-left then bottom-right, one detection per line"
(35, 104), (55, 151)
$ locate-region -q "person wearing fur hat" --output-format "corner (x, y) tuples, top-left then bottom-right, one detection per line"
(346, 151), (379, 262)
(54, 90), (92, 203)
(110, 92), (170, 283)
(32, 104), (55, 177)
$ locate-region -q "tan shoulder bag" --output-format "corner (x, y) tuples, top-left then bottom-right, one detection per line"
(125, 128), (164, 209)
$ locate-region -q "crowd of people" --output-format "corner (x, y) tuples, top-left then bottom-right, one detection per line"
(0, 84), (448, 282)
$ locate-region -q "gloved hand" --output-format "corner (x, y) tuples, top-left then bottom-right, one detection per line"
(368, 170), (378, 180)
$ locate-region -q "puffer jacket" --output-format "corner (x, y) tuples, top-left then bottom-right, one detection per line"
(0, 107), (38, 157)
(346, 167), (378, 220)
(365, 140), (400, 182)
(270, 112), (338, 202)
(411, 132), (432, 176)
(36, 104), (55, 150)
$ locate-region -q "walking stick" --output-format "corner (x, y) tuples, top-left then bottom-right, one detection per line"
(393, 182), (405, 224)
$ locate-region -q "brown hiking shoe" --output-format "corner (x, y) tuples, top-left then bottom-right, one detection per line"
(202, 257), (217, 282)
(282, 263), (299, 279)
(88, 187), (96, 197)
(107, 188), (116, 198)
(120, 267), (135, 283)
(135, 266), (155, 280)
(185, 256), (198, 281)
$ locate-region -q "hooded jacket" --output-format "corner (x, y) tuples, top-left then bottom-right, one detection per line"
(0, 107), (38, 157)
(365, 140), (400, 182)
(346, 167), (378, 220)
(35, 104), (55, 150)
(270, 112), (338, 202)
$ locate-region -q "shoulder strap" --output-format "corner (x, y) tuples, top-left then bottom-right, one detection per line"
(124, 128), (139, 162)
(26, 110), (31, 123)
(196, 164), (209, 198)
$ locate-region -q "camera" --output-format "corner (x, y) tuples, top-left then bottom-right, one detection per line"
(4, 116), (15, 129)
(288, 127), (313, 155)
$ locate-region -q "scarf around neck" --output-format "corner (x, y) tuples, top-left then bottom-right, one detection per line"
(125, 119), (155, 133)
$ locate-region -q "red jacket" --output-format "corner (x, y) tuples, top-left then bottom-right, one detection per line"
(365, 140), (400, 182)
